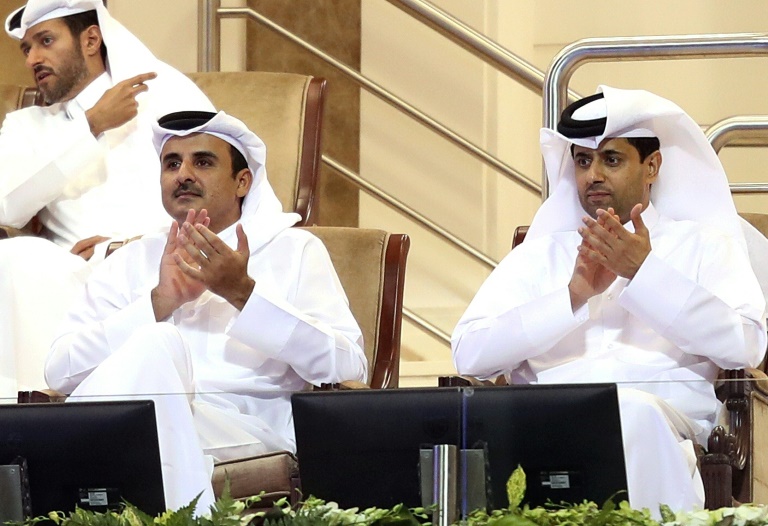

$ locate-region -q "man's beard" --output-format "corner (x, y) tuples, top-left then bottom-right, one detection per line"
(38, 44), (89, 104)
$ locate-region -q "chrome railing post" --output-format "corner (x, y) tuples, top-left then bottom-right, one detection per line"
(198, 0), (221, 72)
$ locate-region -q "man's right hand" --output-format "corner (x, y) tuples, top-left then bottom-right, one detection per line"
(568, 208), (619, 311)
(151, 209), (210, 321)
(85, 72), (157, 137)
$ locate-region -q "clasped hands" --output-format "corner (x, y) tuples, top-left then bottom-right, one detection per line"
(568, 203), (651, 311)
(151, 209), (254, 321)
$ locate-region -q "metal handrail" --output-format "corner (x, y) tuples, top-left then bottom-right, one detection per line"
(199, 1), (540, 195)
(403, 307), (452, 345)
(385, 0), (581, 104)
(708, 116), (768, 153)
(323, 155), (498, 269)
(543, 33), (768, 198)
(706, 116), (768, 194)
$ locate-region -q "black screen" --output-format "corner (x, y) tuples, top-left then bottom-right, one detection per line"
(0, 400), (165, 517)
(292, 384), (627, 511)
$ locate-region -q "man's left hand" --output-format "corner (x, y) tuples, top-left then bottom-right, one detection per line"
(71, 235), (110, 261)
(176, 222), (254, 311)
(578, 203), (651, 279)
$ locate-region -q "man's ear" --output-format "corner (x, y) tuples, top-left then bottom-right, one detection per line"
(647, 150), (662, 183)
(81, 25), (103, 58)
(235, 168), (253, 198)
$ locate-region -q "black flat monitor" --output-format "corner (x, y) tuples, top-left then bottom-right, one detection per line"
(0, 400), (165, 519)
(292, 384), (627, 511)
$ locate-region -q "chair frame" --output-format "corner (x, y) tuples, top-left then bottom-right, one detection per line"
(295, 77), (325, 226)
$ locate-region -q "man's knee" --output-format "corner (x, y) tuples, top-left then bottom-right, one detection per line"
(121, 323), (192, 381)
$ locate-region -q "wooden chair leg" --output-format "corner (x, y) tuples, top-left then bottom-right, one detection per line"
(701, 426), (735, 509)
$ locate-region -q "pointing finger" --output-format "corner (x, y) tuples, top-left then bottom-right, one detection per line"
(125, 72), (157, 86)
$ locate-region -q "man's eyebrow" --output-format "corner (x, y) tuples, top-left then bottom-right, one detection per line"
(598, 148), (624, 157)
(192, 150), (219, 159)
(161, 152), (182, 163)
(161, 150), (219, 163)
(20, 29), (51, 49)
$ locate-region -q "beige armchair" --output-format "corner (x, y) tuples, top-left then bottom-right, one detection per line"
(210, 227), (410, 509)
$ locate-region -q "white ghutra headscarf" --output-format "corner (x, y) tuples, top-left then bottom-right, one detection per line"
(530, 85), (744, 250)
(152, 110), (301, 251)
(7, 0), (162, 84)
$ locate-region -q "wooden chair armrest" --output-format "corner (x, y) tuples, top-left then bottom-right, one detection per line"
(17, 389), (67, 403)
(747, 367), (768, 397)
(438, 375), (495, 387)
(315, 380), (370, 391)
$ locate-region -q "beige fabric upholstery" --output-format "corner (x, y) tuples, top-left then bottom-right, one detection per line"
(0, 84), (25, 117)
(210, 226), (409, 508)
(0, 85), (41, 238)
(303, 227), (386, 374)
(187, 72), (323, 225)
(212, 451), (299, 508)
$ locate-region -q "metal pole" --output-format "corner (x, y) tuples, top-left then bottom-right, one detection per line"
(403, 307), (452, 345)
(707, 116), (768, 153)
(197, 0), (221, 72)
(432, 444), (457, 526)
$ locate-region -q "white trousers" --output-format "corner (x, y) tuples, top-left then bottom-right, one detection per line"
(67, 323), (216, 514)
(0, 237), (89, 401)
(618, 388), (705, 517)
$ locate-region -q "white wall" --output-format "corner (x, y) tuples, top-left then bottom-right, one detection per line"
(109, 0), (246, 73)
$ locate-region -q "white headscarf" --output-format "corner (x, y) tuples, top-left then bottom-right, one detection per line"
(530, 85), (744, 248)
(153, 111), (301, 250)
(6, 0), (159, 83)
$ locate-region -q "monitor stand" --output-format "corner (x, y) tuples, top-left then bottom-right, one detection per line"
(0, 457), (30, 522)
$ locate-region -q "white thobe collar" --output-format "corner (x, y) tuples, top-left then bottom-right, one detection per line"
(64, 71), (111, 118)
(622, 202), (660, 234)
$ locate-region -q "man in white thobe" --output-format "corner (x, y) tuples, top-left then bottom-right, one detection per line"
(46, 110), (368, 513)
(452, 86), (767, 515)
(0, 0), (213, 400)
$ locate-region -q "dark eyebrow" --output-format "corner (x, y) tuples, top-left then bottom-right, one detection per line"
(161, 151), (219, 164)
(192, 151), (219, 161)
(161, 152), (182, 163)
(20, 29), (52, 49)
(598, 149), (624, 157)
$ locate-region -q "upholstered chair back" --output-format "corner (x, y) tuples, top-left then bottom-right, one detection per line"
(300, 227), (409, 389)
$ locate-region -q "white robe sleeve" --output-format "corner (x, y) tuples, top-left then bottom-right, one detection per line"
(451, 244), (587, 379)
(228, 235), (368, 386)
(45, 246), (158, 394)
(619, 236), (767, 370)
(0, 107), (103, 227)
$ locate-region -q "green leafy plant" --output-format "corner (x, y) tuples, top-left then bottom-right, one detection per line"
(11, 469), (768, 526)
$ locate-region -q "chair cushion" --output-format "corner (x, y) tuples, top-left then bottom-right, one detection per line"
(212, 450), (299, 506)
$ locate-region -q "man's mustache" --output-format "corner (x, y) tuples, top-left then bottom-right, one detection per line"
(586, 183), (611, 194)
(173, 182), (203, 198)
(33, 65), (54, 80)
